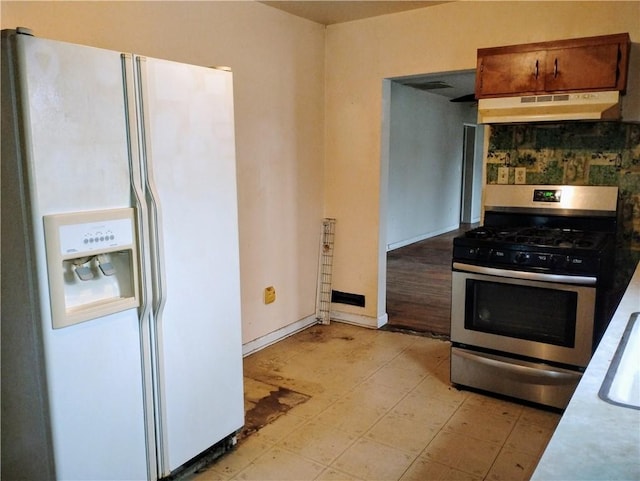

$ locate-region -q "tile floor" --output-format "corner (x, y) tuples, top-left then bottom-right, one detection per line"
(189, 322), (560, 481)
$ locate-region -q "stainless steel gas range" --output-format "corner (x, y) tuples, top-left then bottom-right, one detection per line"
(450, 185), (618, 409)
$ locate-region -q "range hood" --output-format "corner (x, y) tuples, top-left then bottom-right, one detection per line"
(477, 90), (621, 124)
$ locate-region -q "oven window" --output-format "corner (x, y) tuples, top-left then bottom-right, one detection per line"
(465, 280), (577, 347)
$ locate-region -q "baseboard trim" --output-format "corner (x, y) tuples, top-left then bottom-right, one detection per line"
(242, 311), (390, 357)
(242, 315), (319, 357)
(387, 223), (459, 251)
(330, 310), (388, 329)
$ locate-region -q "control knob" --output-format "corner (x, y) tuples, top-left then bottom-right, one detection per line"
(514, 252), (529, 264)
(550, 254), (568, 270)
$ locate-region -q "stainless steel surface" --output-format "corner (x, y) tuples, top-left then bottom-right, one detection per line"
(451, 270), (596, 367)
(483, 184), (619, 214)
(451, 347), (582, 409)
(451, 183), (617, 408)
(598, 313), (640, 410)
(452, 262), (597, 286)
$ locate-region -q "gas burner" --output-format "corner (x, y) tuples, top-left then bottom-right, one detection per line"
(464, 227), (495, 239)
(464, 225), (606, 250)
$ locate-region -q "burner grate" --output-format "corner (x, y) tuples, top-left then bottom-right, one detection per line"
(464, 226), (607, 250)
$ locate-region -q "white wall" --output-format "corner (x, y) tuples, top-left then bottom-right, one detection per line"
(386, 82), (476, 250)
(325, 1), (640, 327)
(1, 1), (326, 346)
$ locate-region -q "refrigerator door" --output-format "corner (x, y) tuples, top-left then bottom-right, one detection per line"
(135, 56), (244, 475)
(2, 34), (148, 480)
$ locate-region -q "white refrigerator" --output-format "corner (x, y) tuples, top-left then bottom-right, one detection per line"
(1, 28), (245, 480)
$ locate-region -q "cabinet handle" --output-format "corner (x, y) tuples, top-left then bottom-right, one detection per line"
(554, 58), (558, 78)
(535, 59), (539, 79)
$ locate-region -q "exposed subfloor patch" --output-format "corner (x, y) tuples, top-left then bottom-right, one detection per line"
(239, 378), (310, 440)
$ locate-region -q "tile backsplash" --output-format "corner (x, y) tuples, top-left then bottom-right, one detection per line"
(486, 122), (640, 300)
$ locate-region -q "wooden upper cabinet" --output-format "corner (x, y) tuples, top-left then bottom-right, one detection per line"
(475, 33), (630, 99)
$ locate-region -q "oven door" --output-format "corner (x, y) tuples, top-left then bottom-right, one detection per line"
(451, 263), (596, 368)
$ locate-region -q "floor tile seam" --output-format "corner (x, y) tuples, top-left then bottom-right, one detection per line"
(323, 405), (396, 439)
(434, 354), (451, 369)
(265, 412), (325, 444)
(408, 409), (503, 477)
(512, 417), (560, 433)
(398, 457), (483, 481)
(507, 418), (557, 446)
(374, 357), (434, 378)
(501, 441), (549, 459)
(295, 393), (396, 438)
(283, 411), (368, 443)
(321, 350), (417, 407)
(364, 376), (429, 397)
(360, 423), (434, 458)
(412, 437), (500, 481)
(201, 462), (236, 480)
(264, 441), (340, 473)
(450, 406), (523, 430)
(313, 465), (364, 481)
(440, 425), (514, 448)
(413, 387), (468, 424)
(358, 389), (417, 428)
(310, 376), (378, 413)
(416, 390), (464, 408)
(494, 443), (545, 460)
(205, 453), (254, 480)
(440, 413), (517, 448)
(440, 443), (501, 480)
(284, 429), (364, 469)
(231, 435), (279, 466)
(479, 442), (541, 481)
(240, 443), (330, 476)
(375, 407), (454, 469)
(458, 397), (524, 423)
(325, 436), (420, 480)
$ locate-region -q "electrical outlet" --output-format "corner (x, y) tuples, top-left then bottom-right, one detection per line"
(264, 286), (276, 304)
(515, 167), (527, 184)
(498, 167), (509, 184)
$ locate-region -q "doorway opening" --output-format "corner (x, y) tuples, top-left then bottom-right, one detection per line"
(380, 71), (481, 336)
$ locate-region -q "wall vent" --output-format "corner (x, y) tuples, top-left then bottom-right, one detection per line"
(331, 290), (365, 307)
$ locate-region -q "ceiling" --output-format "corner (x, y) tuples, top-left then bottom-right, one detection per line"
(259, 1), (474, 100)
(259, 1), (448, 25)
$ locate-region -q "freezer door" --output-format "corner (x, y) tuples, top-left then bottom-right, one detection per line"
(135, 56), (244, 475)
(2, 33), (148, 480)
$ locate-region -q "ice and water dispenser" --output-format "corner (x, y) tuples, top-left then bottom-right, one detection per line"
(44, 208), (140, 328)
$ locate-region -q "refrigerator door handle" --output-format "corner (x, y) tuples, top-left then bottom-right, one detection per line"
(122, 52), (158, 481)
(121, 53), (151, 322)
(134, 55), (171, 477)
(134, 56), (168, 324)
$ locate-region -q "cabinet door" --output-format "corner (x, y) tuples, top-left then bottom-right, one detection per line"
(544, 43), (622, 92)
(477, 50), (545, 97)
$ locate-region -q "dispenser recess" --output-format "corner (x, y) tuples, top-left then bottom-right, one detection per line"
(44, 208), (140, 328)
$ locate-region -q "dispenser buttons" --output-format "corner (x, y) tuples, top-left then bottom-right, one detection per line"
(59, 218), (133, 254)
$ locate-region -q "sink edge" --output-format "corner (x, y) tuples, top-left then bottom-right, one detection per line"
(598, 312), (640, 410)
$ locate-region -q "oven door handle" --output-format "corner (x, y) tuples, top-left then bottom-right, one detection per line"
(452, 262), (597, 286)
(454, 348), (582, 385)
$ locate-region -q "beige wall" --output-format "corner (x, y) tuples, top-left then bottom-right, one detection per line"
(1, 1), (326, 345)
(3, 0), (639, 344)
(324, 1), (640, 326)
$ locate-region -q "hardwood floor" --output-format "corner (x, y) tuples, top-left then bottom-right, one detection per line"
(385, 224), (476, 337)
